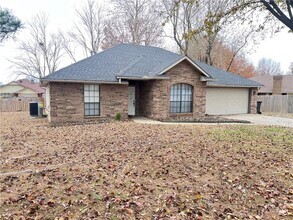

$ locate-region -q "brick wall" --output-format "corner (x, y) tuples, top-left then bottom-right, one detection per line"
(100, 84), (128, 118)
(249, 88), (258, 114)
(139, 60), (207, 120)
(49, 82), (84, 123)
(139, 80), (167, 119)
(49, 82), (128, 123)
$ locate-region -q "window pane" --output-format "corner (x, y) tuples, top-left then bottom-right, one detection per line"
(89, 96), (95, 102)
(182, 85), (192, 101)
(84, 90), (90, 96)
(181, 101), (191, 113)
(170, 84), (180, 101)
(84, 84), (90, 91)
(170, 101), (180, 113)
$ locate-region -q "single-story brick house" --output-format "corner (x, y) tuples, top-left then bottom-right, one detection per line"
(41, 44), (262, 123)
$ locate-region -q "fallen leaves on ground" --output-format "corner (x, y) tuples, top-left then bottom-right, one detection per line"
(0, 112), (292, 219)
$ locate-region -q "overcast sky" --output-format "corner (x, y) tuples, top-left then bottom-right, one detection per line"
(0, 0), (292, 84)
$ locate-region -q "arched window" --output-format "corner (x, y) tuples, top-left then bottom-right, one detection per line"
(170, 83), (193, 113)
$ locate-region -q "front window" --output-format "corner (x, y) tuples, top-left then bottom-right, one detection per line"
(170, 83), (193, 113)
(84, 84), (100, 116)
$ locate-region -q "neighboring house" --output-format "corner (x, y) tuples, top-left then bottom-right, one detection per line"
(41, 44), (262, 123)
(250, 75), (293, 95)
(0, 79), (45, 98)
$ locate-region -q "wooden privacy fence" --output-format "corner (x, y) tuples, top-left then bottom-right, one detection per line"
(0, 97), (41, 112)
(257, 95), (293, 113)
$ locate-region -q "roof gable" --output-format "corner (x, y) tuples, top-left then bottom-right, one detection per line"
(0, 83), (24, 93)
(16, 79), (45, 93)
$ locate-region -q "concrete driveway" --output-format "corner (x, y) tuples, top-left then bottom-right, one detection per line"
(225, 114), (293, 128)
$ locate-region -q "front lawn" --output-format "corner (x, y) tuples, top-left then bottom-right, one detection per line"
(0, 112), (292, 219)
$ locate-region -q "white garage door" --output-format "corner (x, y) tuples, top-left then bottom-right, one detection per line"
(206, 88), (249, 115)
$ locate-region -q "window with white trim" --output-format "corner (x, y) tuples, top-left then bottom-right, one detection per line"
(84, 84), (100, 116)
(170, 83), (193, 113)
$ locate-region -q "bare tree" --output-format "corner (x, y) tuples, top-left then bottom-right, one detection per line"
(102, 0), (163, 49)
(68, 0), (104, 58)
(256, 58), (282, 76)
(162, 0), (282, 69)
(161, 0), (200, 55)
(161, 0), (252, 63)
(288, 62), (293, 74)
(58, 30), (78, 63)
(9, 13), (64, 79)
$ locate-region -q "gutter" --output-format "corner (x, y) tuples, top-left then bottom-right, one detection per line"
(116, 76), (169, 80)
(207, 84), (262, 88)
(40, 79), (129, 86)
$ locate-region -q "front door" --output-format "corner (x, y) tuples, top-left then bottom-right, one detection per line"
(128, 86), (135, 116)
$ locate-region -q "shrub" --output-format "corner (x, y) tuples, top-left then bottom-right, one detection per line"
(115, 112), (121, 121)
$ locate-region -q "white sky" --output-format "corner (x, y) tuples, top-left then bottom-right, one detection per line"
(0, 0), (292, 84)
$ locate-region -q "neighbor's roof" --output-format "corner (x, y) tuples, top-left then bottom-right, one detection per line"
(195, 61), (263, 87)
(43, 44), (261, 88)
(16, 79), (45, 93)
(0, 79), (45, 93)
(250, 75), (293, 93)
(249, 75), (273, 93)
(281, 75), (293, 93)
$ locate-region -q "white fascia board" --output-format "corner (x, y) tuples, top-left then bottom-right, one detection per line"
(41, 79), (128, 85)
(116, 76), (169, 80)
(207, 84), (260, 88)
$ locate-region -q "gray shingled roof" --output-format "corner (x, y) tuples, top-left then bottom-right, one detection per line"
(43, 43), (262, 88)
(43, 44), (184, 82)
(195, 61), (263, 87)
